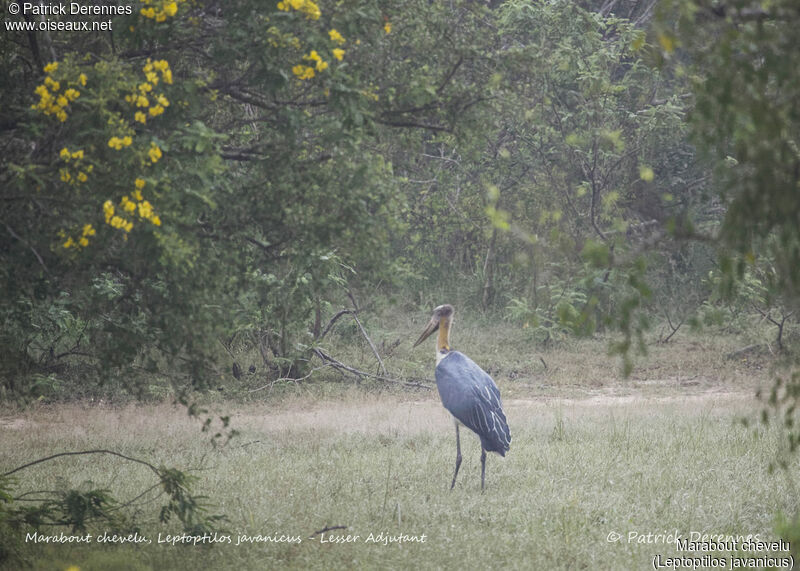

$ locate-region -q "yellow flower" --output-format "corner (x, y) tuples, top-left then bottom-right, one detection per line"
(146, 71), (159, 85)
(124, 220), (133, 232)
(316, 59), (328, 72)
(71, 149), (84, 160)
(60, 147), (71, 160)
(82, 224), (96, 237)
(44, 77), (60, 91)
(151, 215), (161, 226)
(108, 136), (132, 150)
(136, 95), (149, 107)
(64, 88), (80, 101)
(278, 0), (320, 19)
(302, 0), (321, 19)
(135, 111), (147, 124)
(143, 60), (154, 73)
(384, 21), (391, 34)
(77, 172), (88, 182)
(139, 82), (153, 93)
(333, 48), (345, 61)
(156, 11), (167, 23)
(292, 65), (315, 80)
(148, 143), (162, 163)
(56, 95), (68, 107)
(141, 7), (155, 18)
(306, 50), (321, 61)
(329, 29), (345, 45)
(78, 73), (87, 86)
(163, 69), (173, 84)
(149, 104), (165, 117)
(60, 169), (71, 182)
(63, 237), (75, 249)
(132, 189), (144, 201)
(164, 2), (178, 16)
(56, 110), (67, 122)
(44, 62), (58, 73)
(135, 178), (146, 190)
(138, 200), (153, 218)
(122, 196), (137, 213)
(79, 237), (89, 247)
(156, 94), (169, 107)
(103, 200), (115, 222)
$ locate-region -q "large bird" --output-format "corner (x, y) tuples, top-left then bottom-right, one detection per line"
(413, 304), (511, 490)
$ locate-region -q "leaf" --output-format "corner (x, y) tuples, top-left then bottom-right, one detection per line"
(658, 32), (675, 54)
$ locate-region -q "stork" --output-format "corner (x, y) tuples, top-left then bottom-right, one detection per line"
(413, 304), (511, 490)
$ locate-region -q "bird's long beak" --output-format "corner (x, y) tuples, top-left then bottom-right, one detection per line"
(413, 317), (439, 348)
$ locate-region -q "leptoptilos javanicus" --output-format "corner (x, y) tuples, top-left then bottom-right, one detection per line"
(413, 304), (511, 490)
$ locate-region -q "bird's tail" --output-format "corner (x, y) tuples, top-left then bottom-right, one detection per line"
(482, 409), (511, 456)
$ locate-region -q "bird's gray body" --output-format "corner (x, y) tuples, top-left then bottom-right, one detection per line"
(435, 350), (511, 456)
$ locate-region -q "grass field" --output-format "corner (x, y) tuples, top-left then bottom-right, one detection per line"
(2, 334), (798, 570)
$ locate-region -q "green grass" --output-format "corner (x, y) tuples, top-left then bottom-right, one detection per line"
(2, 386), (797, 570)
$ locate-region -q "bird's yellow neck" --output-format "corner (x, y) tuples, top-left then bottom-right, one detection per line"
(437, 317), (451, 352)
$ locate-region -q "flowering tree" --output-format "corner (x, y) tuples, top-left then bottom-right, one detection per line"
(0, 0), (495, 393)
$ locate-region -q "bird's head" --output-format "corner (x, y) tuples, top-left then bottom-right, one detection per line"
(413, 304), (454, 348)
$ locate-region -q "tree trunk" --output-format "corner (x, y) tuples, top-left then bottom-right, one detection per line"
(482, 228), (497, 311)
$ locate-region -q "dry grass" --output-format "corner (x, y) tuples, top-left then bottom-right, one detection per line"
(1, 331), (795, 570)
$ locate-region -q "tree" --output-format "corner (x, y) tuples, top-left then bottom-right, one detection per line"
(0, 0), (486, 394)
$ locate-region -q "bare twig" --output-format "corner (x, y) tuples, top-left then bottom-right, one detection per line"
(310, 525), (348, 538)
(351, 312), (387, 376)
(318, 309), (355, 340)
(4, 223), (49, 274)
(661, 312), (686, 343)
(217, 337), (236, 360)
(317, 307), (387, 375)
(3, 450), (161, 478)
(247, 364), (334, 392)
(313, 349), (432, 390)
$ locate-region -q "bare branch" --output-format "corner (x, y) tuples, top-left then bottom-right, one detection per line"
(351, 312), (387, 376)
(3, 450), (161, 478)
(247, 364), (334, 393)
(4, 222), (49, 274)
(310, 525), (348, 538)
(313, 349), (432, 390)
(318, 309), (355, 340)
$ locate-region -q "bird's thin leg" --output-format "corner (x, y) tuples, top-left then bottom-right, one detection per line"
(480, 447), (487, 492)
(450, 424), (462, 490)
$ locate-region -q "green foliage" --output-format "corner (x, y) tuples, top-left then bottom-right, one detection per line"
(506, 277), (591, 344)
(657, 0), (800, 294)
(0, 0), (413, 394)
(158, 468), (225, 535)
(0, 0), (798, 407)
(649, 5), (800, 537)
(0, 452), (226, 568)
